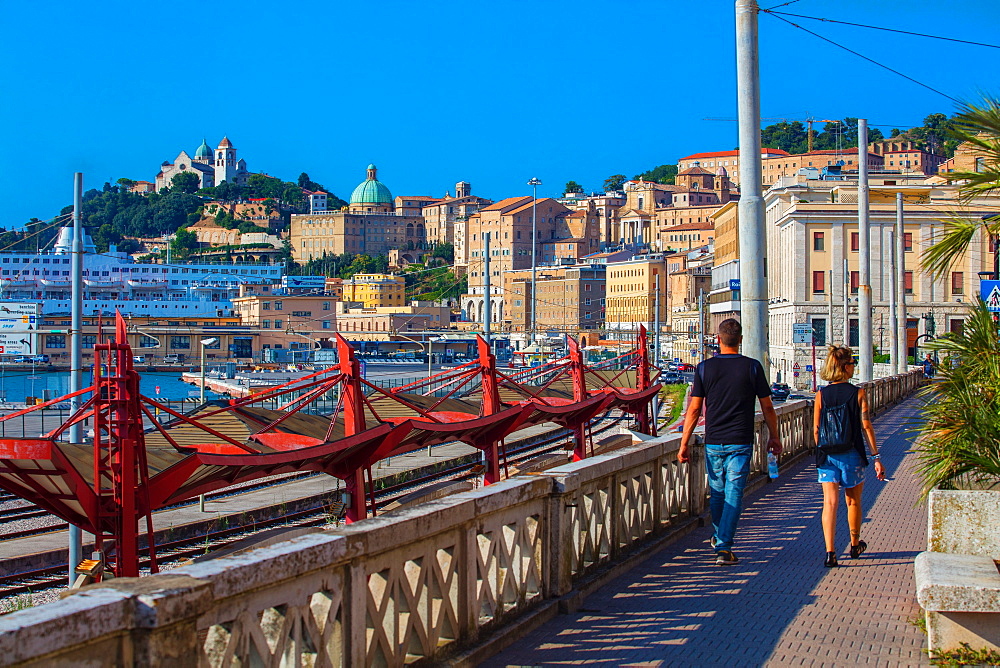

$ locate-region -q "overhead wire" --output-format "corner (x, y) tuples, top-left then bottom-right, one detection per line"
(765, 11), (1000, 50)
(761, 11), (962, 104)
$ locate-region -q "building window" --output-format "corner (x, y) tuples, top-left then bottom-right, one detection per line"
(950, 319), (964, 335)
(813, 232), (825, 251)
(849, 319), (859, 347)
(851, 232), (859, 252)
(82, 335), (98, 349)
(262, 302), (271, 311)
(274, 319), (283, 330)
(138, 335), (157, 348)
(170, 336), (191, 349)
(274, 301), (283, 311)
(262, 320), (271, 329)
(812, 319), (827, 346)
(812, 271), (825, 294)
(904, 233), (913, 252)
(904, 271), (913, 294)
(322, 301), (331, 311)
(45, 335), (66, 349)
(850, 271), (860, 294)
(322, 321), (331, 329)
(203, 338), (221, 349)
(951, 271), (964, 295)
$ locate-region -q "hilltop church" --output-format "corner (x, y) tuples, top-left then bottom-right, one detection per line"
(155, 137), (250, 192)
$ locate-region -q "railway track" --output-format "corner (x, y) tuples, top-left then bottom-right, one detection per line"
(0, 410), (641, 598)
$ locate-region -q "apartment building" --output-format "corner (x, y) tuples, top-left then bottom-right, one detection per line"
(667, 249), (714, 364)
(504, 263), (606, 333)
(676, 148), (791, 186)
(461, 196), (599, 326)
(605, 254), (668, 338)
(342, 274), (406, 308)
(764, 174), (998, 387)
(420, 182), (492, 248)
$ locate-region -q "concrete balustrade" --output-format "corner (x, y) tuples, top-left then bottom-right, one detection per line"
(0, 370), (923, 667)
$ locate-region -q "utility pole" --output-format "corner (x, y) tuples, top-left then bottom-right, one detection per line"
(896, 192), (908, 373)
(483, 232), (491, 345)
(843, 258), (850, 346)
(828, 269), (834, 343)
(528, 177), (542, 345)
(698, 289), (706, 363)
(68, 173), (83, 585)
(735, 0), (768, 368)
(857, 119), (873, 382)
(653, 272), (661, 367)
(888, 230), (899, 378)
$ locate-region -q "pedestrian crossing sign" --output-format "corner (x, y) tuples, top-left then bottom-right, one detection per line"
(982, 280), (1000, 312)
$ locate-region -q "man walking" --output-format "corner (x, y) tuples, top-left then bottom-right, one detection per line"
(679, 318), (781, 565)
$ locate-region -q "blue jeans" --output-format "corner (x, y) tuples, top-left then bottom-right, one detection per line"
(705, 444), (753, 551)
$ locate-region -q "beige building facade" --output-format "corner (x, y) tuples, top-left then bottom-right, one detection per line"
(342, 274), (405, 308)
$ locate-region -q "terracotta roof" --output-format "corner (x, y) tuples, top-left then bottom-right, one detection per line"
(506, 198), (561, 216)
(397, 195), (440, 201)
(667, 221), (714, 232)
(218, 136), (233, 148)
(678, 166), (714, 176)
(679, 148), (790, 161)
(482, 196), (532, 212)
(565, 211), (587, 218)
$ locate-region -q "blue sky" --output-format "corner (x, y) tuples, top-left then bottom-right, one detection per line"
(1, 0), (997, 228)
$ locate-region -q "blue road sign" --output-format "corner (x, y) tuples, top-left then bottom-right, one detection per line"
(729, 279), (741, 291)
(982, 280), (1000, 312)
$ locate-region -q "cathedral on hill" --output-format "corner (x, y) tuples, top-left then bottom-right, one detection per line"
(155, 137), (250, 192)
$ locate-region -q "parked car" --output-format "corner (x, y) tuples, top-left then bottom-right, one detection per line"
(163, 354), (183, 365)
(30, 355), (49, 364)
(132, 355), (146, 364)
(677, 363), (695, 372)
(770, 383), (791, 402)
(666, 362), (679, 372)
(663, 372), (685, 384)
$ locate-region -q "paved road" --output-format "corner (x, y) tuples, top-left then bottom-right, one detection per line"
(485, 397), (928, 667)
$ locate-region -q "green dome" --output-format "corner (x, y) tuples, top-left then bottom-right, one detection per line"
(349, 164), (393, 205)
(194, 138), (212, 159)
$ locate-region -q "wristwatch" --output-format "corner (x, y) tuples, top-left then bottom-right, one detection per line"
(872, 454), (881, 460)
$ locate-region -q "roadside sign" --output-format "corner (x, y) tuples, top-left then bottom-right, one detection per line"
(0, 316), (36, 331)
(0, 304), (41, 317)
(806, 365), (813, 372)
(793, 372), (800, 377)
(674, 357), (681, 363)
(155, 386), (161, 395)
(982, 280), (1000, 312)
(0, 333), (31, 354)
(792, 362), (800, 370)
(792, 323), (813, 344)
(729, 279), (741, 291)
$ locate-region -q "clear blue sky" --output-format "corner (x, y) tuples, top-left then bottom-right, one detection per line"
(1, 0), (997, 228)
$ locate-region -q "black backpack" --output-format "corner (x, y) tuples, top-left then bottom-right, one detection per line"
(817, 386), (858, 454)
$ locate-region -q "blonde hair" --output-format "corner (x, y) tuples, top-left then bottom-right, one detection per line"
(820, 345), (855, 382)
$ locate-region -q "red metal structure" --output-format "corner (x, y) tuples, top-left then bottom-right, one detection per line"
(0, 313), (660, 577)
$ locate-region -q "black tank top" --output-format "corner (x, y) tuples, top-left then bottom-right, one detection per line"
(818, 382), (868, 464)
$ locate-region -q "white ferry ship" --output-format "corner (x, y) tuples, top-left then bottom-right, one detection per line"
(0, 227), (282, 317)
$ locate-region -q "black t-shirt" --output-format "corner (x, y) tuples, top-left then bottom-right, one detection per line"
(691, 354), (770, 445)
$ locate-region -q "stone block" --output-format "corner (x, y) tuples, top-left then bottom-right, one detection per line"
(928, 490), (1000, 559)
(916, 551), (1000, 653)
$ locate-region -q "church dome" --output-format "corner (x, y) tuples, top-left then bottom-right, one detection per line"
(194, 138), (212, 158)
(349, 164), (393, 205)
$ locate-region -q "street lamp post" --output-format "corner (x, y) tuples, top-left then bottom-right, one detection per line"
(198, 336), (219, 512)
(528, 177), (542, 344)
(199, 337), (220, 404)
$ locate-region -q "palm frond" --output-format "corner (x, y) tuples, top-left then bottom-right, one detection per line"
(920, 215), (981, 279)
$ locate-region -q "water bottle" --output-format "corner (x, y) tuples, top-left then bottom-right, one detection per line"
(767, 452), (779, 479)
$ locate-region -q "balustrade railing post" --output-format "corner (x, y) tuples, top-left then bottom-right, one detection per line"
(544, 473), (577, 598)
(345, 561), (369, 665)
(688, 435), (706, 516)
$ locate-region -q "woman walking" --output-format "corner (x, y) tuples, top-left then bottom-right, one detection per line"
(813, 345), (886, 567)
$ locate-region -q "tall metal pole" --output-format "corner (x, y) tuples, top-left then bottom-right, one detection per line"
(68, 173), (84, 584)
(735, 0), (768, 367)
(896, 192), (908, 372)
(828, 269), (834, 343)
(698, 289), (706, 362)
(843, 258), (850, 345)
(483, 232), (491, 344)
(528, 178), (542, 344)
(653, 273), (661, 366)
(857, 120), (873, 382)
(888, 230), (899, 377)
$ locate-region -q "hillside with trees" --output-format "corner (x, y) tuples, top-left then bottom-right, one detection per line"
(760, 113), (960, 157)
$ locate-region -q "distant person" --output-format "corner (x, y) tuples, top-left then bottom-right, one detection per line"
(922, 353), (935, 379)
(679, 318), (782, 566)
(813, 345), (885, 568)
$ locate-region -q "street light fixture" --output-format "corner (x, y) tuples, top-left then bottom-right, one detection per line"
(527, 177), (542, 345)
(199, 337), (220, 404)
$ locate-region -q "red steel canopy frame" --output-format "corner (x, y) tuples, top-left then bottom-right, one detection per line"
(0, 314), (659, 577)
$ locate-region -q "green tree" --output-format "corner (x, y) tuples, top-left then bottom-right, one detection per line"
(432, 242), (454, 263)
(634, 164), (678, 185)
(170, 227), (199, 258)
(603, 174), (627, 192)
(564, 180), (584, 194)
(171, 172), (201, 194)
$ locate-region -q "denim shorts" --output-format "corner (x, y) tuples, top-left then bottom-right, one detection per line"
(817, 448), (866, 488)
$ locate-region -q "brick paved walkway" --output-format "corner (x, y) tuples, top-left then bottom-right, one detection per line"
(484, 397), (929, 667)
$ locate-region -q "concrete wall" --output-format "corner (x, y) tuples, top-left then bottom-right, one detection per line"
(0, 371), (923, 666)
